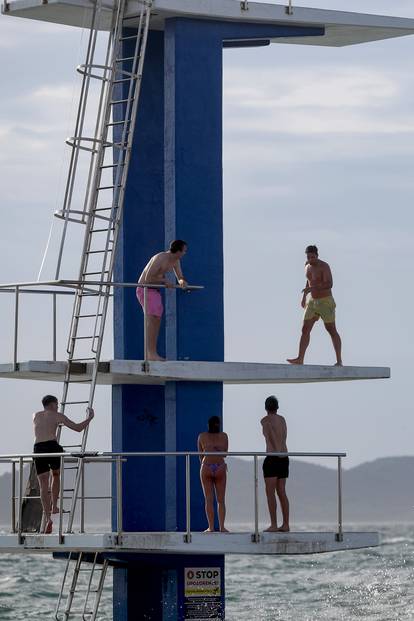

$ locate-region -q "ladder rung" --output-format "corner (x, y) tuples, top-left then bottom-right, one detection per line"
(115, 56), (135, 62)
(83, 271), (109, 276)
(85, 249), (108, 254)
(119, 34), (139, 41)
(110, 99), (131, 106)
(76, 313), (103, 318)
(99, 163), (124, 169)
(61, 444), (82, 448)
(113, 77), (135, 84)
(61, 400), (89, 405)
(63, 488), (75, 492)
(70, 357), (96, 361)
(63, 466), (79, 470)
(106, 120), (130, 127)
(91, 228), (115, 233)
(97, 185), (119, 190)
(72, 335), (94, 340)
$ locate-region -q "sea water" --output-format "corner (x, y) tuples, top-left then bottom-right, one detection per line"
(0, 524), (412, 620)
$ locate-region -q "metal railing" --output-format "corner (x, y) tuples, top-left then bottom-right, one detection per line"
(1, 450), (345, 544)
(0, 280), (203, 369)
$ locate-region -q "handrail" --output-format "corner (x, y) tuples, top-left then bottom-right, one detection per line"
(0, 280), (203, 367)
(0, 451), (346, 460)
(6, 450), (345, 543)
(0, 279), (204, 291)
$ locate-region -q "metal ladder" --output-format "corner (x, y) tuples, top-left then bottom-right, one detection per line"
(54, 0), (152, 535)
(55, 552), (109, 621)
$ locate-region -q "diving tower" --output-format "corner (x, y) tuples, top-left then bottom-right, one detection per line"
(1, 0), (412, 619)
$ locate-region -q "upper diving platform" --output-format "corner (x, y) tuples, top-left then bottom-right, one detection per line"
(2, 0), (414, 48)
(0, 359), (390, 385)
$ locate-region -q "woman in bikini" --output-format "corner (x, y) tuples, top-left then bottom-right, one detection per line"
(197, 416), (229, 533)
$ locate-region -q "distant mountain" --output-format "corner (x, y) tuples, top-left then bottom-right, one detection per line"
(1, 457), (413, 528)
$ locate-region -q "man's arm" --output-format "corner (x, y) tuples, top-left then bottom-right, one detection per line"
(173, 260), (187, 289)
(57, 408), (94, 433)
(301, 280), (309, 307)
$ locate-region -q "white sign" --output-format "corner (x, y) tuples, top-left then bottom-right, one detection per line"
(184, 567), (221, 598)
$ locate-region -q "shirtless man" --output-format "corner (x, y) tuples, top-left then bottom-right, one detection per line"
(261, 396), (289, 532)
(33, 395), (94, 534)
(287, 245), (342, 366)
(137, 240), (188, 361)
(198, 416), (229, 533)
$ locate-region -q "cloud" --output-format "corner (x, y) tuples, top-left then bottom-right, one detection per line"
(224, 65), (414, 136)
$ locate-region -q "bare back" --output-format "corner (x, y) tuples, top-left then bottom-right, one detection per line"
(261, 414), (287, 454)
(138, 252), (180, 285)
(33, 410), (60, 443)
(198, 432), (228, 465)
(305, 259), (332, 299)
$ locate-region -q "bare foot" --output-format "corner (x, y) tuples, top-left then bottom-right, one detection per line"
(286, 358), (303, 365)
(220, 528), (229, 533)
(276, 526), (290, 532)
(204, 528), (215, 533)
(334, 362), (343, 367)
(51, 506), (59, 515)
(147, 353), (165, 362)
(44, 520), (53, 534)
(264, 525), (279, 532)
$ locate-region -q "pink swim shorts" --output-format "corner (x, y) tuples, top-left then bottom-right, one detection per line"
(136, 287), (163, 318)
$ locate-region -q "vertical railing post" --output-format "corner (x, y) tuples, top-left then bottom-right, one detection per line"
(143, 286), (148, 370)
(80, 460), (85, 534)
(336, 456), (343, 542)
(116, 456), (123, 539)
(286, 0), (293, 15)
(13, 286), (19, 370)
(52, 292), (57, 361)
(59, 455), (65, 544)
(184, 454), (191, 543)
(17, 457), (23, 544)
(252, 455), (260, 543)
(11, 461), (16, 534)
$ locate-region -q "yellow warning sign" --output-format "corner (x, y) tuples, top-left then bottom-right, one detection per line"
(184, 567), (221, 598)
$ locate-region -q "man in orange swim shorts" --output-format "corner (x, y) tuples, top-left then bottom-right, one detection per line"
(287, 245), (342, 366)
(137, 240), (188, 360)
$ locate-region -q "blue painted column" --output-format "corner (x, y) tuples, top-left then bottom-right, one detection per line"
(112, 17), (324, 621)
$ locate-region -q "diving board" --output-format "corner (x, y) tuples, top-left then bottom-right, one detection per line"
(0, 359), (390, 384)
(3, 0), (414, 47)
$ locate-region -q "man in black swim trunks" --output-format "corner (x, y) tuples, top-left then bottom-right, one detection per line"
(33, 395), (94, 533)
(261, 396), (290, 532)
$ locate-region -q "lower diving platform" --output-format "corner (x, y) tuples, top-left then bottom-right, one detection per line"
(0, 530), (379, 555)
(0, 359), (390, 384)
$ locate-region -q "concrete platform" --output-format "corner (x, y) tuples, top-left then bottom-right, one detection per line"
(0, 531), (379, 555)
(2, 0), (414, 48)
(0, 360), (390, 385)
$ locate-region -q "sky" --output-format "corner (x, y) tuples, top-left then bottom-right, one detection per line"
(0, 0), (414, 472)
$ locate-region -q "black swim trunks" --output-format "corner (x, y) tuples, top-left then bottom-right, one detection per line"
(33, 440), (64, 475)
(262, 456), (289, 479)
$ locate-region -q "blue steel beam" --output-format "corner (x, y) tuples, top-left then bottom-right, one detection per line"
(112, 17), (323, 621)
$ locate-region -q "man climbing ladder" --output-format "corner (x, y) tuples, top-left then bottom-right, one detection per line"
(33, 395), (94, 533)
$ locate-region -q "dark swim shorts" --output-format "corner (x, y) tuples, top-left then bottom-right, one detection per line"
(262, 456), (289, 479)
(33, 440), (64, 475)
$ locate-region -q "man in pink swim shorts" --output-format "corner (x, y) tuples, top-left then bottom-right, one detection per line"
(137, 240), (188, 360)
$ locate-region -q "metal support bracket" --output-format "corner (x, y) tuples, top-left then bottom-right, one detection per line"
(183, 533), (192, 543)
(251, 533), (261, 543)
(240, 1), (249, 11)
(285, 1), (293, 15)
(335, 532), (344, 542)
